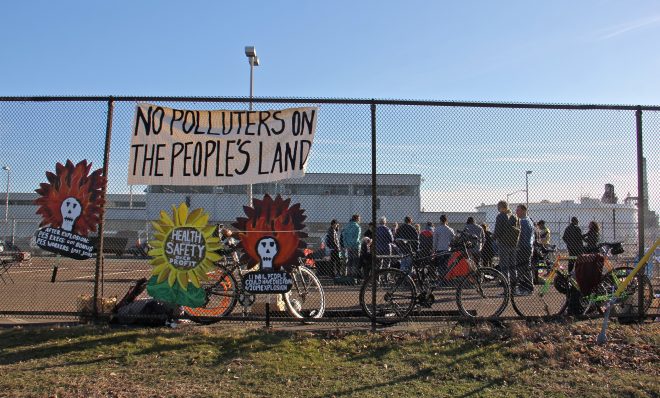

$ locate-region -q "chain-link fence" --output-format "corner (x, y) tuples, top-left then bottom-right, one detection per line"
(0, 97), (657, 329)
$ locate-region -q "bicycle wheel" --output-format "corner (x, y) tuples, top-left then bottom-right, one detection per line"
(359, 268), (416, 325)
(283, 266), (325, 319)
(183, 269), (239, 324)
(595, 267), (654, 316)
(511, 272), (570, 318)
(456, 267), (509, 319)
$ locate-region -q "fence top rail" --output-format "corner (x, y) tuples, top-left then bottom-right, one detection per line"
(1, 96), (660, 111)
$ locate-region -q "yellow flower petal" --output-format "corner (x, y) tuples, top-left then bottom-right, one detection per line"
(152, 263), (167, 275)
(177, 272), (189, 291)
(206, 252), (221, 262)
(159, 210), (175, 226)
(156, 268), (170, 284)
(168, 268), (178, 287)
(207, 242), (222, 251)
(152, 221), (166, 233)
(202, 226), (216, 236)
(150, 256), (167, 267)
(177, 203), (189, 225)
(191, 213), (209, 228)
(187, 208), (204, 225)
(189, 271), (201, 288)
(149, 247), (163, 257)
(171, 205), (179, 225)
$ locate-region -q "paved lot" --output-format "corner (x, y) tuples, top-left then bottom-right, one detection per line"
(1, 255), (657, 327)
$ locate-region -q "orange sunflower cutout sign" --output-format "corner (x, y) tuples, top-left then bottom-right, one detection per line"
(33, 160), (105, 260)
(146, 203), (222, 307)
(232, 194), (308, 293)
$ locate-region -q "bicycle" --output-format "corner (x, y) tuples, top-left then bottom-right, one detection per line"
(183, 248), (326, 324)
(359, 231), (510, 325)
(598, 238), (659, 343)
(511, 241), (654, 318)
(531, 242), (557, 285)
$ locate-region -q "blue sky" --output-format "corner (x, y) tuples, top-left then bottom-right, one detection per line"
(1, 1), (658, 213)
(2, 0), (660, 104)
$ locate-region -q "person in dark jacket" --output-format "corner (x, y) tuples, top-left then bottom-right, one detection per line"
(394, 216), (419, 272)
(493, 201), (520, 283)
(562, 217), (583, 272)
(480, 223), (494, 267)
(463, 216), (485, 263)
(582, 221), (600, 254)
(515, 204), (534, 295)
(326, 219), (342, 277)
(375, 217), (396, 269)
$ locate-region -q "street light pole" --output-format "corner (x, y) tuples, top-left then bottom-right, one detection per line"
(506, 189), (525, 204)
(245, 46), (260, 207)
(525, 170), (532, 209)
(2, 165), (10, 222)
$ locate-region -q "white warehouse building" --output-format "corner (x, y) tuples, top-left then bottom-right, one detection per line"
(476, 197), (638, 250)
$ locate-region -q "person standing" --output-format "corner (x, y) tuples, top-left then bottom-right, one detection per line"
(395, 216), (419, 272)
(360, 227), (373, 279)
(418, 222), (435, 264)
(463, 216), (485, 264)
(480, 223), (495, 267)
(515, 204), (534, 295)
(341, 214), (362, 277)
(433, 215), (455, 277)
(582, 221), (600, 254)
(375, 217), (395, 269)
(326, 219), (342, 277)
(562, 217), (583, 272)
(536, 220), (551, 247)
(493, 200), (520, 284)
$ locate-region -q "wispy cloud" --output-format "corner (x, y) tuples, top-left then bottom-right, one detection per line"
(596, 15), (660, 41)
(485, 154), (589, 164)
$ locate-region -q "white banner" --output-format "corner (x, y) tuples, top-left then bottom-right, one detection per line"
(128, 104), (318, 186)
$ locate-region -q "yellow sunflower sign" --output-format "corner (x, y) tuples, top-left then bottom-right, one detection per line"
(146, 203), (222, 307)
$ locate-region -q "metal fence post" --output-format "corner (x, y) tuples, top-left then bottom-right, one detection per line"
(92, 97), (114, 321)
(635, 107), (645, 320)
(371, 100), (377, 332)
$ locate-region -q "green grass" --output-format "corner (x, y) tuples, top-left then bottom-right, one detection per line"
(0, 320), (658, 397)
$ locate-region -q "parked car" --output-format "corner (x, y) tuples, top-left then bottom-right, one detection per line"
(125, 230), (152, 258)
(0, 240), (32, 263)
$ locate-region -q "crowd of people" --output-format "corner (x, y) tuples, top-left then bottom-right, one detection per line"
(322, 201), (603, 295)
(209, 206), (603, 294)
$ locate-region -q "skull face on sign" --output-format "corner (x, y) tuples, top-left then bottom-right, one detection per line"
(256, 236), (279, 270)
(60, 197), (82, 232)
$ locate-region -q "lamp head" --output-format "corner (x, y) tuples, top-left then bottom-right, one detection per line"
(2, 166), (9, 172)
(245, 46), (257, 58)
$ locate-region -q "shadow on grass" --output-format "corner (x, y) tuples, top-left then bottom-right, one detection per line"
(0, 327), (144, 365)
(301, 326), (513, 398)
(0, 325), (296, 371)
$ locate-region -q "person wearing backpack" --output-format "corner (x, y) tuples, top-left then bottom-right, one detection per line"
(341, 214), (362, 277)
(493, 200), (520, 284)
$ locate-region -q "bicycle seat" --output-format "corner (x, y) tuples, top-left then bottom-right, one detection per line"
(542, 244), (557, 253)
(598, 242), (624, 255)
(216, 246), (238, 256)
